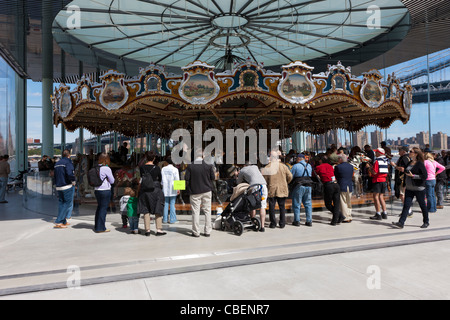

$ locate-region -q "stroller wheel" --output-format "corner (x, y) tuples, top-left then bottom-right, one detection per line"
(251, 217), (261, 231)
(220, 217), (227, 231)
(233, 221), (244, 236)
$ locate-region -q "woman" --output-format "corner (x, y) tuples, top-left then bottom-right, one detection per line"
(392, 148), (429, 229)
(138, 151), (166, 236)
(94, 153), (115, 233)
(424, 152), (445, 213)
(161, 156), (180, 224)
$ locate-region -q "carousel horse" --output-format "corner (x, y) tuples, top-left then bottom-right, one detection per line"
(349, 153), (371, 198)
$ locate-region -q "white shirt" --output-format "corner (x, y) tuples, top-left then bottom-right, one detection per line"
(161, 164), (180, 197)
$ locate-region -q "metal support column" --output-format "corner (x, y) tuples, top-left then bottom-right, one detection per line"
(60, 49), (66, 153)
(42, 0), (54, 157)
(78, 61), (84, 154)
(15, 0), (27, 172)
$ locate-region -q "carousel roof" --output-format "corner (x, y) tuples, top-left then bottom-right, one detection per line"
(53, 0), (410, 74)
(52, 60), (413, 137)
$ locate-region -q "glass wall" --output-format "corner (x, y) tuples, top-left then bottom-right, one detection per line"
(0, 56), (16, 172)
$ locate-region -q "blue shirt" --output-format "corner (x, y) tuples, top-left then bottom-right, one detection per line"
(290, 160), (312, 178)
(334, 162), (354, 192)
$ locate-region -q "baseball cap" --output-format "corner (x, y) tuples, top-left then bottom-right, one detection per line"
(297, 153), (306, 159)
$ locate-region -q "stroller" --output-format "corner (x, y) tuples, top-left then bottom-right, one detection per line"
(219, 183), (263, 236)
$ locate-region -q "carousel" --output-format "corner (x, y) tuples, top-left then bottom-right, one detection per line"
(52, 59), (412, 139)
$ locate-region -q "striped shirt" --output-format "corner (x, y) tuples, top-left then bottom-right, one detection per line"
(372, 156), (389, 183)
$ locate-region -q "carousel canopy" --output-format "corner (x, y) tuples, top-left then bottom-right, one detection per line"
(52, 60), (413, 138)
(53, 0), (410, 74)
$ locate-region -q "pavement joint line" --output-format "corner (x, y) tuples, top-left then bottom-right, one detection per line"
(1, 233), (450, 297)
(1, 225), (449, 282)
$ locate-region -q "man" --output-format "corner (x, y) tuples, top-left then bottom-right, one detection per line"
(53, 150), (76, 228)
(263, 150), (293, 229)
(434, 151), (447, 209)
(38, 155), (54, 173)
(290, 154), (313, 227)
(393, 146), (411, 205)
(369, 148), (389, 220)
(0, 155), (11, 204)
(237, 161), (268, 232)
(185, 148), (215, 237)
(119, 142), (128, 163)
(381, 141), (393, 192)
(334, 154), (354, 223)
(315, 156), (344, 226)
(363, 145), (375, 191)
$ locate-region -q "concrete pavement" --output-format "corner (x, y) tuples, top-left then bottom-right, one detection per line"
(1, 191), (450, 300)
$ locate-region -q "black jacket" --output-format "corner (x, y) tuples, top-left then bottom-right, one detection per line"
(185, 160), (215, 195)
(405, 161), (427, 190)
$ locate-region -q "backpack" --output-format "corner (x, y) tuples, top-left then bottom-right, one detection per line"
(87, 165), (105, 187)
(140, 166), (156, 192)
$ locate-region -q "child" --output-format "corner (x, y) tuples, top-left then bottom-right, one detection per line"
(126, 188), (139, 234)
(119, 188), (132, 228)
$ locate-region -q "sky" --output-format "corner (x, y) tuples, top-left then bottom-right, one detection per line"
(26, 48), (450, 145)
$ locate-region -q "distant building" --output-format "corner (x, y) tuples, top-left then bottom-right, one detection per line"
(371, 130), (383, 149)
(432, 132), (448, 150)
(352, 131), (369, 148)
(416, 131), (429, 148)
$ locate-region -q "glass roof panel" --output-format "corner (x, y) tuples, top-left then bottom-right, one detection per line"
(54, 0), (409, 69)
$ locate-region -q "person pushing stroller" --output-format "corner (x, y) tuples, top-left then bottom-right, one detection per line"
(237, 162), (268, 232)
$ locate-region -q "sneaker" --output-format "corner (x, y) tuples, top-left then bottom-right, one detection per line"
(54, 224), (68, 229)
(370, 214), (382, 220)
(305, 221), (312, 227)
(292, 221), (300, 227)
(381, 212), (388, 219)
(420, 223), (429, 229)
(437, 206), (444, 209)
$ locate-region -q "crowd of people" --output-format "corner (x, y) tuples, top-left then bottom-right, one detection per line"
(49, 142), (450, 235)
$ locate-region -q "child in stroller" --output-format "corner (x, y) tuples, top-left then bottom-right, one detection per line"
(219, 183), (263, 236)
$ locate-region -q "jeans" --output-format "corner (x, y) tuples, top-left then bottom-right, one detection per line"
(425, 180), (437, 212)
(399, 189), (429, 226)
(94, 190), (111, 232)
(436, 180), (445, 206)
(324, 182), (343, 224)
(129, 216), (139, 231)
(55, 186), (74, 224)
(163, 195), (177, 223)
(292, 185), (312, 223)
(0, 177), (7, 202)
